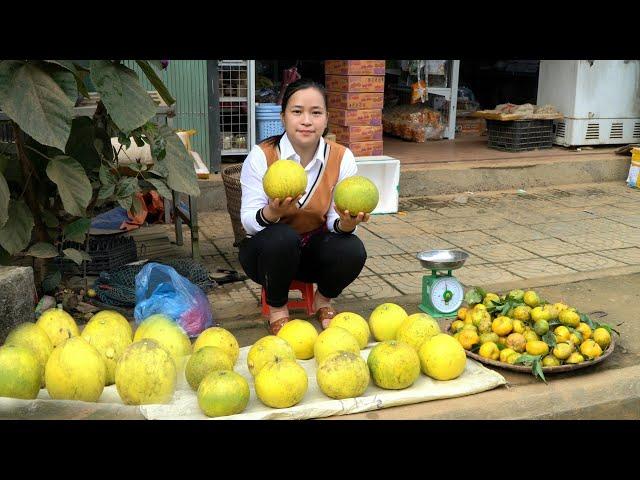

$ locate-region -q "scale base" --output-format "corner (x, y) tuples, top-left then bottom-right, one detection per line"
(418, 302), (457, 318)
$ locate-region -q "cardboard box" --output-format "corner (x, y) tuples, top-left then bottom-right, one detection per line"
(456, 116), (487, 136)
(325, 60), (385, 76)
(347, 141), (384, 156)
(330, 125), (383, 143)
(327, 92), (384, 110)
(325, 75), (385, 93)
(328, 108), (382, 127)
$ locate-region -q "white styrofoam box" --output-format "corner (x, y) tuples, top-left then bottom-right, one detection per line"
(354, 155), (400, 214)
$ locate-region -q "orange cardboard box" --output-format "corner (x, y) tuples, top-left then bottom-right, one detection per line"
(325, 60), (386, 76)
(327, 92), (384, 110)
(330, 125), (383, 143)
(325, 75), (385, 93)
(328, 108), (382, 127)
(346, 141), (384, 157)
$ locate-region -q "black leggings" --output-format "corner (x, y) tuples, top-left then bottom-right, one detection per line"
(238, 223), (367, 308)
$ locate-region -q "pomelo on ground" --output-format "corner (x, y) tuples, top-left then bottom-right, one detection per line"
(185, 346), (235, 391)
(5, 322), (53, 387)
(45, 337), (106, 402)
(0, 345), (41, 399)
(197, 370), (250, 417)
(316, 351), (369, 399)
(36, 308), (80, 348)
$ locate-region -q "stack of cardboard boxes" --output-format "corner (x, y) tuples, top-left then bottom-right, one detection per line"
(325, 60), (385, 156)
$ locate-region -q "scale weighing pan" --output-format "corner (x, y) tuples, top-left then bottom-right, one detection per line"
(417, 250), (469, 271)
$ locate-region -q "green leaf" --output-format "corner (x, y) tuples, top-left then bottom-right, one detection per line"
(147, 178), (172, 199)
(63, 247), (89, 266)
(65, 117), (101, 171)
(579, 312), (597, 330)
(26, 242), (58, 258)
(0, 61), (73, 151)
(514, 354), (540, 366)
(149, 161), (168, 178)
(532, 358), (547, 383)
(42, 269), (61, 293)
(135, 60), (175, 106)
(116, 177), (139, 199)
(542, 331), (557, 348)
(63, 217), (91, 243)
(157, 125), (199, 196)
(46, 155), (92, 217)
(464, 287), (483, 306)
(48, 66), (78, 105)
(131, 195), (144, 215)
(117, 195), (133, 210)
(0, 170), (9, 228)
(98, 184), (115, 200)
(99, 164), (117, 186)
(41, 209), (59, 228)
(0, 200), (34, 255)
(90, 61), (157, 132)
(44, 61), (90, 99)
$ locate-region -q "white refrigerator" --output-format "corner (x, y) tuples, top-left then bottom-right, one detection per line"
(536, 60), (640, 146)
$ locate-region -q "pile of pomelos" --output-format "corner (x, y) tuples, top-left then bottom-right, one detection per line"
(1, 300), (473, 418)
(449, 288), (615, 379)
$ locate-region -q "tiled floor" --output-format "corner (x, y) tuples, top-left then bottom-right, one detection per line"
(195, 181), (640, 317)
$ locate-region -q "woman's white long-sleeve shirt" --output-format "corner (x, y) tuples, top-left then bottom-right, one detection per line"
(240, 133), (358, 236)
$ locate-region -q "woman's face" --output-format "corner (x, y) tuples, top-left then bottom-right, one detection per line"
(281, 87), (328, 150)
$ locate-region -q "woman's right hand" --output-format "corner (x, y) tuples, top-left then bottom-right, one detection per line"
(263, 193), (304, 222)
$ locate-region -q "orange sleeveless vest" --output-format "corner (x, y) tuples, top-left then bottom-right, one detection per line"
(259, 139), (346, 234)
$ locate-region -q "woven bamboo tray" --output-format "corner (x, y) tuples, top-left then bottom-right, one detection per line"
(447, 322), (615, 374)
(472, 111), (564, 121)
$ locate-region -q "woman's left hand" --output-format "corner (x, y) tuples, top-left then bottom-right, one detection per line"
(333, 206), (370, 233)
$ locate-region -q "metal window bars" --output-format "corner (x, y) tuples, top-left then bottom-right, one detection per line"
(218, 60), (255, 156)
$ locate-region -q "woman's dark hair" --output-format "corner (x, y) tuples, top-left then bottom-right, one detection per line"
(262, 78), (329, 147)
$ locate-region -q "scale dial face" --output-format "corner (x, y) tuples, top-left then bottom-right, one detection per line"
(429, 276), (464, 313)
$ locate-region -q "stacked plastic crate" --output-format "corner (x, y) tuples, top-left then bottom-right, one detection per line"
(325, 60), (385, 156)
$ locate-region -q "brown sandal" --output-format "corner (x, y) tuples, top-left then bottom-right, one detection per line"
(315, 306), (338, 330)
(268, 317), (289, 336)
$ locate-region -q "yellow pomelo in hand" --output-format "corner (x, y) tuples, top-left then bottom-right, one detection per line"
(36, 308), (79, 348)
(134, 315), (191, 369)
(247, 335), (296, 377)
(263, 159), (307, 200)
(396, 312), (441, 352)
(5, 322), (53, 387)
(277, 319), (319, 359)
(0, 345), (41, 399)
(81, 311), (133, 385)
(317, 351), (369, 399)
(367, 340), (420, 389)
(115, 339), (176, 405)
(419, 333), (466, 381)
(255, 359), (308, 408)
(329, 312), (370, 349)
(314, 327), (360, 365)
(193, 327), (239, 365)
(368, 303), (408, 341)
(197, 370), (250, 417)
(186, 346), (235, 391)
(45, 337), (106, 402)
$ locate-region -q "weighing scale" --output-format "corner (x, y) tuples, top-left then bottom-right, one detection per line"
(417, 250), (469, 318)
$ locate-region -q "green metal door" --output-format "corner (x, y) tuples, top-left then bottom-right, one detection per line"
(124, 60), (212, 169)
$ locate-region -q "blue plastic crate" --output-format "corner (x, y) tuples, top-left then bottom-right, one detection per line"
(256, 117), (285, 143)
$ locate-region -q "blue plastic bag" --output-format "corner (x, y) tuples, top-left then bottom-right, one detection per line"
(134, 262), (213, 337)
